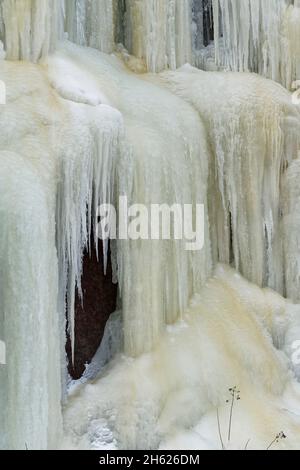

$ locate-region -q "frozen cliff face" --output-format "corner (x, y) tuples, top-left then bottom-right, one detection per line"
(0, 0), (64, 61)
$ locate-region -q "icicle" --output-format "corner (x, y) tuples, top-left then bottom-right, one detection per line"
(54, 99), (123, 364)
(212, 0), (300, 90)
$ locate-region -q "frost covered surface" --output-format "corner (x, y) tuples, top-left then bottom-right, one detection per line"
(62, 265), (300, 450)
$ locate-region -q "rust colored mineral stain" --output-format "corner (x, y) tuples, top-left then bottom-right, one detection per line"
(67, 241), (118, 379)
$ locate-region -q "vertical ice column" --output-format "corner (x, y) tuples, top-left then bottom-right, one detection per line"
(89, 0), (115, 53)
(175, 0), (193, 68)
(65, 0), (88, 46)
(0, 152), (62, 450)
(282, 0), (300, 90)
(65, 0), (115, 53)
(0, 0), (64, 61)
(124, 0), (193, 72)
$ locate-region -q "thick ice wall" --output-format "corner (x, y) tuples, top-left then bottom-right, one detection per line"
(0, 0), (64, 61)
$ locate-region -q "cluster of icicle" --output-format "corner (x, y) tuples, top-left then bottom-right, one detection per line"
(160, 66), (300, 296)
(0, 0), (299, 87)
(0, 0), (193, 70)
(213, 0), (300, 90)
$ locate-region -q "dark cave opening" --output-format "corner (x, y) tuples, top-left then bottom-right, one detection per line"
(66, 240), (118, 380)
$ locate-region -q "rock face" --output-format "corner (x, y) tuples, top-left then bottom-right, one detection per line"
(67, 242), (118, 379)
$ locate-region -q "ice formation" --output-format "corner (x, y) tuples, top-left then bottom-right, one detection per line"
(124, 0), (193, 72)
(47, 42), (211, 356)
(0, 44), (124, 449)
(0, 60), (63, 449)
(282, 159), (300, 303)
(0, 0), (300, 451)
(159, 66), (300, 293)
(212, 0), (300, 90)
(0, 0), (64, 61)
(65, 0), (115, 53)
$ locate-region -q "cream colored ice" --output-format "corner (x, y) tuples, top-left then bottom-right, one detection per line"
(0, 0), (300, 451)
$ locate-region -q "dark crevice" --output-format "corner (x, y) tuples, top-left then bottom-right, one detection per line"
(66, 239), (118, 380)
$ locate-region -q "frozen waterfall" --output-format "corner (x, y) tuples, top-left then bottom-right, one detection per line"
(0, 0), (300, 451)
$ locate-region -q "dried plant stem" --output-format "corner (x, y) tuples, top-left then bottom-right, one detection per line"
(228, 394), (234, 442)
(217, 409), (226, 450)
